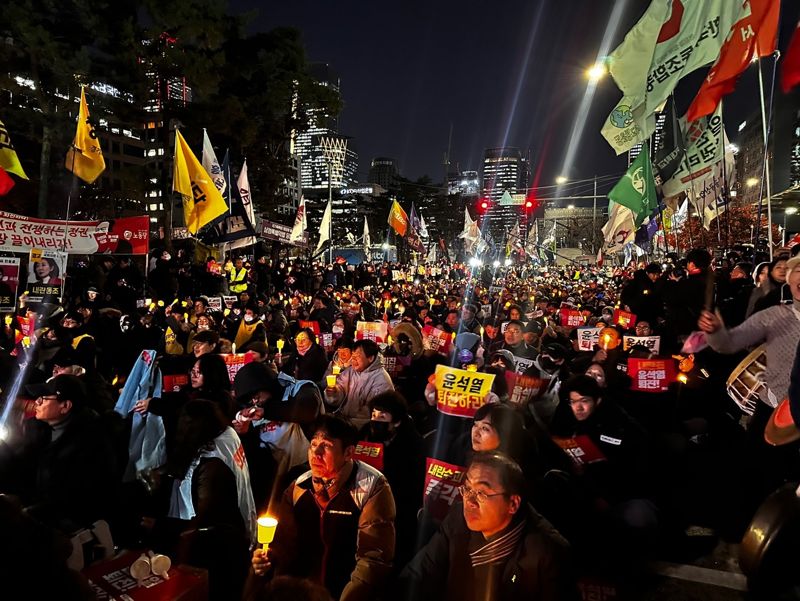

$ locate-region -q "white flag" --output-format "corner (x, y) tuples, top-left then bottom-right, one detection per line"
(419, 213), (429, 238)
(602, 203), (637, 253)
(459, 207), (480, 254)
(237, 159), (255, 229)
(362, 216), (371, 258)
(290, 196), (307, 245)
(602, 0), (744, 154)
(426, 242), (436, 263)
(201, 129), (227, 196)
(315, 199), (332, 252)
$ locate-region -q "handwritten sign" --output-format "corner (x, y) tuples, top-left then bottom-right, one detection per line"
(423, 457), (466, 521)
(356, 321), (388, 343)
(354, 441), (384, 471)
(422, 325), (452, 355)
(434, 364), (495, 418)
(613, 309), (637, 329)
(623, 335), (661, 353)
(628, 358), (675, 393)
(577, 327), (603, 351)
(559, 308), (584, 327)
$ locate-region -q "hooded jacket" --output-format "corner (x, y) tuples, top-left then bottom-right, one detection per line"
(326, 356), (394, 429)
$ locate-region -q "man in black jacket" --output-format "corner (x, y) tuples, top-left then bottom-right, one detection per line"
(400, 451), (573, 601)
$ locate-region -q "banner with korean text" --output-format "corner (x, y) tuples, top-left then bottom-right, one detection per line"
(0, 212), (149, 254)
(354, 441), (384, 471)
(423, 457), (466, 521)
(434, 364), (495, 418)
(0, 257), (20, 310)
(623, 335), (661, 353)
(356, 321), (388, 343)
(628, 357), (676, 393)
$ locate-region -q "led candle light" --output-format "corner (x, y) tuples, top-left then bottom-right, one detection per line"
(466, 364), (478, 372)
(276, 339), (285, 353)
(332, 365), (341, 376)
(257, 516), (278, 550)
(326, 374), (337, 388)
(4, 316), (11, 326)
(429, 297), (435, 308)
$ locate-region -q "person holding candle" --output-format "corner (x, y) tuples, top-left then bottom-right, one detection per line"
(247, 415), (396, 601)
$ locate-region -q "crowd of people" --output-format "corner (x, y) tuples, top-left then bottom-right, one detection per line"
(1, 243), (800, 600)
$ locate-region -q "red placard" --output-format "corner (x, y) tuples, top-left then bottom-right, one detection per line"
(553, 435), (607, 472)
(421, 325), (452, 355)
(220, 352), (255, 383)
(163, 374), (189, 392)
(628, 357), (675, 393)
(354, 441), (384, 471)
(298, 320), (320, 335)
(423, 457), (466, 521)
(504, 371), (545, 406)
(559, 308), (585, 327)
(356, 321), (388, 343)
(612, 309), (637, 329)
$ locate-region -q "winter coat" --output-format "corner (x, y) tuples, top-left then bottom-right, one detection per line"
(325, 357), (394, 428)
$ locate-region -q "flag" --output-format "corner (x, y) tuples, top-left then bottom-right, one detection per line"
(410, 203), (421, 233)
(602, 203), (637, 253)
(0, 166), (13, 195)
(238, 159), (256, 232)
(608, 141), (658, 226)
(419, 213), (429, 238)
(687, 0), (780, 121)
(506, 220), (522, 256)
(782, 20), (800, 93)
(65, 87), (105, 183)
(426, 241), (437, 263)
(525, 219), (539, 260)
(596, 247), (604, 266)
(201, 129), (226, 196)
(316, 199), (332, 252)
(459, 208), (480, 254)
(653, 99), (685, 183)
(290, 196), (307, 244)
(172, 130), (228, 234)
(362, 216), (371, 258)
(204, 152), (258, 246)
(388, 199), (408, 236)
(602, 0), (745, 154)
(673, 198), (689, 230)
(407, 203), (425, 253)
(0, 119), (28, 179)
(684, 153), (735, 230)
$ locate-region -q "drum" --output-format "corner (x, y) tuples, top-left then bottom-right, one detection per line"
(726, 345), (769, 416)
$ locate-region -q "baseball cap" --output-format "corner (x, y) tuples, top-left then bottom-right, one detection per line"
(26, 374), (87, 407)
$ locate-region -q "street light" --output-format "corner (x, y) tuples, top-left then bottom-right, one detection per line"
(567, 204), (575, 210)
(586, 62), (607, 83)
(555, 175), (568, 185)
(468, 257), (482, 268)
(746, 177), (760, 188)
(492, 259), (501, 268)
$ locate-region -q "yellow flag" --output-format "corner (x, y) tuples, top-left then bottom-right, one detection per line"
(0, 119), (29, 179)
(173, 130), (227, 234)
(65, 87), (105, 183)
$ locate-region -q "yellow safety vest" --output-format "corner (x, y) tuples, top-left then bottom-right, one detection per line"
(229, 268), (248, 293)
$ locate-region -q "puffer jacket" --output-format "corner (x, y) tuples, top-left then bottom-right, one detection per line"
(325, 357), (394, 428)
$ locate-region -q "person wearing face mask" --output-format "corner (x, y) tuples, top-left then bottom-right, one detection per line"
(358, 391), (425, 569)
(232, 305), (267, 353)
(281, 328), (328, 385)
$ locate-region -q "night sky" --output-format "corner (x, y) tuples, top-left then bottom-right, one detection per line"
(241, 0), (799, 192)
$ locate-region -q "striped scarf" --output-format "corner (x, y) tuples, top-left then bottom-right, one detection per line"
(469, 519), (526, 567)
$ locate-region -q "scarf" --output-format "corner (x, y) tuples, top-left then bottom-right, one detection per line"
(469, 519), (526, 567)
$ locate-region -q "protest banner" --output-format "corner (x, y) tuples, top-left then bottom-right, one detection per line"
(381, 354), (411, 379)
(623, 335), (661, 353)
(0, 257), (20, 310)
(423, 457), (467, 521)
(511, 354), (535, 375)
(628, 358), (675, 393)
(505, 371), (545, 406)
(220, 352), (255, 383)
(206, 297), (222, 311)
(298, 320), (320, 335)
(577, 327), (603, 351)
(552, 436), (607, 472)
(222, 296), (237, 309)
(354, 441), (384, 471)
(26, 248), (67, 301)
(422, 325), (452, 355)
(0, 211), (149, 254)
(356, 321), (388, 343)
(162, 373), (189, 393)
(612, 309), (637, 329)
(559, 308), (584, 327)
(434, 364), (495, 418)
(319, 332), (337, 354)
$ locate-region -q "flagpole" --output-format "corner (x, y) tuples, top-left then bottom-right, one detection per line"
(60, 84), (84, 302)
(755, 42), (778, 260)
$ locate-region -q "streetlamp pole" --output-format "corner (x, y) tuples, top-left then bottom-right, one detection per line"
(592, 174), (597, 255)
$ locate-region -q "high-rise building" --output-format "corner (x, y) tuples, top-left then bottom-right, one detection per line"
(460, 170), (480, 196)
(627, 112), (666, 166)
(368, 157), (399, 193)
(480, 148), (531, 240)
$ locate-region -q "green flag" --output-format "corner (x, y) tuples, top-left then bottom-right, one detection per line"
(608, 142), (657, 227)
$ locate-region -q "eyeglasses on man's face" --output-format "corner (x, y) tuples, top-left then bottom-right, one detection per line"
(458, 483), (506, 504)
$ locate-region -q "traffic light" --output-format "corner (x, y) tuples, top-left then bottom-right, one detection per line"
(524, 196), (538, 213)
(477, 197), (490, 215)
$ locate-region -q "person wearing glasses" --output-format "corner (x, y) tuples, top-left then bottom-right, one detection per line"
(399, 451), (573, 601)
(0, 375), (116, 531)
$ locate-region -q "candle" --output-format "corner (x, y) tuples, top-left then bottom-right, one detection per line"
(601, 334), (611, 350)
(332, 365), (341, 375)
(231, 343), (237, 354)
(4, 316), (11, 326)
(257, 516), (278, 550)
(326, 374), (337, 388)
(451, 331), (456, 342)
(479, 326), (485, 338)
(384, 299), (391, 309)
(276, 339), (285, 352)
(466, 364), (478, 372)
(429, 298), (435, 308)
(387, 335), (393, 345)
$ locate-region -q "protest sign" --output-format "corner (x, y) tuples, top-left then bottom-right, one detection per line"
(26, 248), (67, 301)
(381, 354), (411, 379)
(0, 257), (20, 310)
(222, 296), (238, 309)
(422, 325), (452, 355)
(505, 371), (545, 406)
(206, 297), (222, 311)
(628, 358), (675, 393)
(434, 364), (495, 418)
(577, 327), (603, 351)
(559, 308), (584, 327)
(220, 352), (255, 383)
(613, 309), (637, 329)
(423, 457), (467, 521)
(162, 373), (189, 393)
(298, 320), (320, 335)
(354, 441), (384, 471)
(552, 436), (607, 471)
(356, 321), (388, 343)
(623, 335), (661, 353)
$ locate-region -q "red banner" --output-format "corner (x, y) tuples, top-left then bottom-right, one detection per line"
(354, 441), (384, 471)
(163, 374), (189, 393)
(559, 308), (584, 327)
(220, 352), (255, 383)
(423, 457), (466, 521)
(421, 325), (452, 355)
(628, 358), (675, 393)
(612, 309), (637, 329)
(356, 321), (388, 343)
(0, 211), (149, 254)
(298, 320), (320, 335)
(553, 435), (607, 472)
